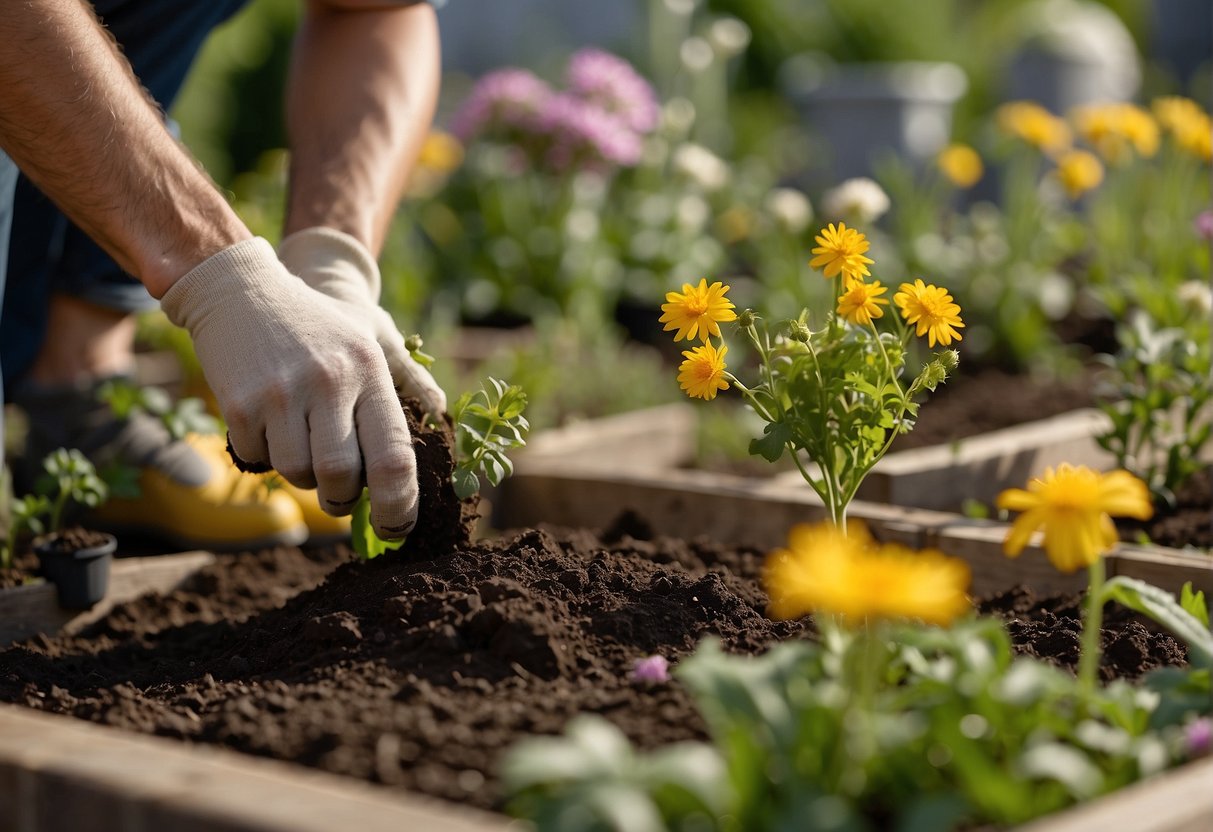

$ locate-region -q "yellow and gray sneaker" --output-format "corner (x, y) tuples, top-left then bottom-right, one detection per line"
(14, 380), (308, 551)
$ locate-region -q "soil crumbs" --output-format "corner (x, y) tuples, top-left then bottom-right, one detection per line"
(0, 522), (1188, 811)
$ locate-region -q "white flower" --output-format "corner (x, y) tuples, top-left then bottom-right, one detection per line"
(680, 37), (715, 73)
(708, 18), (751, 59)
(822, 177), (891, 224)
(677, 194), (710, 231)
(672, 142), (730, 191)
(763, 188), (813, 234)
(1177, 280), (1213, 317)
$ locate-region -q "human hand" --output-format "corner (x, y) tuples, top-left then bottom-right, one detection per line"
(278, 227), (447, 416)
(161, 238), (417, 538)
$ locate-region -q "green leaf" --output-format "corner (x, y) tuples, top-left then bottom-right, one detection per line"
(1179, 582), (1210, 629)
(350, 490), (405, 561)
(750, 421), (793, 463)
(452, 466), (480, 501)
(1099, 577), (1213, 666)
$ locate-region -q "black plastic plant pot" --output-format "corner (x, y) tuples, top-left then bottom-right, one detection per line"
(35, 530), (116, 610)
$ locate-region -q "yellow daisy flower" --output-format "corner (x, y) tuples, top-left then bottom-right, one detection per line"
(1054, 149), (1104, 200)
(836, 278), (889, 326)
(809, 222), (875, 282)
(677, 341), (729, 401)
(893, 279), (965, 347)
(997, 464), (1153, 574)
(417, 130), (465, 173)
(1152, 96), (1213, 162)
(936, 143), (984, 188)
(764, 522), (971, 627)
(997, 101), (1072, 156)
(659, 279), (738, 342)
(1072, 103), (1159, 163)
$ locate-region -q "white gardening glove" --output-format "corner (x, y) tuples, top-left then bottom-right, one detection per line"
(278, 227), (446, 416)
(161, 238), (417, 538)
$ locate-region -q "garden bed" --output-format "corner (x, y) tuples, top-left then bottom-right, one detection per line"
(0, 406), (1209, 832)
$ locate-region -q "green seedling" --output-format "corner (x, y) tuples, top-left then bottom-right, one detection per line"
(1, 494), (49, 570)
(37, 448), (108, 534)
(98, 379), (219, 441)
(351, 376), (528, 561)
(450, 377), (529, 500)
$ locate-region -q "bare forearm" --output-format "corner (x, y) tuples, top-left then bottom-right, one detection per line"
(284, 0), (440, 254)
(0, 0), (249, 297)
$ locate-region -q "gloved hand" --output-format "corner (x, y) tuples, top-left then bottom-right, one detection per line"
(161, 238), (417, 538)
(278, 227), (446, 416)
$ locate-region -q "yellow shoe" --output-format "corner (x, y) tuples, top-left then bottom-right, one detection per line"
(276, 479), (352, 544)
(92, 433), (308, 551)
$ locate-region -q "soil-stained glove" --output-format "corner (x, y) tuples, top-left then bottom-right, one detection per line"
(161, 238), (417, 538)
(278, 227), (447, 416)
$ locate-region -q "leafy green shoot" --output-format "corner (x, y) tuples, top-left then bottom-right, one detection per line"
(37, 448), (108, 533)
(450, 377), (529, 501)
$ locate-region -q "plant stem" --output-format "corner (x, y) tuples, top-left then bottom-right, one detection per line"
(1077, 558), (1107, 696)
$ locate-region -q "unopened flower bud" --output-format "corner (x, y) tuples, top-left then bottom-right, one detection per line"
(737, 308), (757, 328)
(788, 321), (811, 342)
(916, 360), (949, 392)
(404, 334), (424, 353)
(936, 349), (960, 372)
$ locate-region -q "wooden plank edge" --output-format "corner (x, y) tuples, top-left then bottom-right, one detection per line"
(495, 464), (1213, 595)
(519, 403), (697, 472)
(1015, 756), (1213, 832)
(0, 551), (216, 647)
(0, 704), (509, 832)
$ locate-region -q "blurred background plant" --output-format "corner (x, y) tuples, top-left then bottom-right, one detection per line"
(141, 0), (1210, 441)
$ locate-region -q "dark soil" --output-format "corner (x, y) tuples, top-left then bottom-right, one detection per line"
(0, 409), (1191, 812)
(1121, 467), (1213, 550)
(35, 526), (113, 554)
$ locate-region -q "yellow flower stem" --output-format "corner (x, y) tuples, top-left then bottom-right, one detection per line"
(790, 448), (844, 529)
(1077, 558), (1107, 696)
(803, 334), (845, 527)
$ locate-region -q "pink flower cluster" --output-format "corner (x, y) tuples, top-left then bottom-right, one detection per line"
(451, 49), (659, 172)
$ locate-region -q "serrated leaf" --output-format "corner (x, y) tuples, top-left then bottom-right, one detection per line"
(1180, 582), (1210, 628)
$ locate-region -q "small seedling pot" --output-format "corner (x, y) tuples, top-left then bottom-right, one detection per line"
(35, 530), (116, 610)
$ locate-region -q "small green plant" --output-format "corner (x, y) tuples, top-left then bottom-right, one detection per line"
(450, 377), (529, 500)
(98, 379), (219, 441)
(37, 448), (109, 534)
(1, 494), (49, 570)
(1095, 312), (1213, 507)
(350, 367), (528, 561)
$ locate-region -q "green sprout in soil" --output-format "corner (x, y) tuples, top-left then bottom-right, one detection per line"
(1, 494), (49, 570)
(351, 336), (528, 561)
(449, 376), (529, 501)
(37, 448), (109, 534)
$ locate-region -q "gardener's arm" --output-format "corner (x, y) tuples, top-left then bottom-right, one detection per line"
(277, 0), (447, 414)
(0, 1), (420, 538)
(0, 0), (247, 296)
(284, 0), (440, 252)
